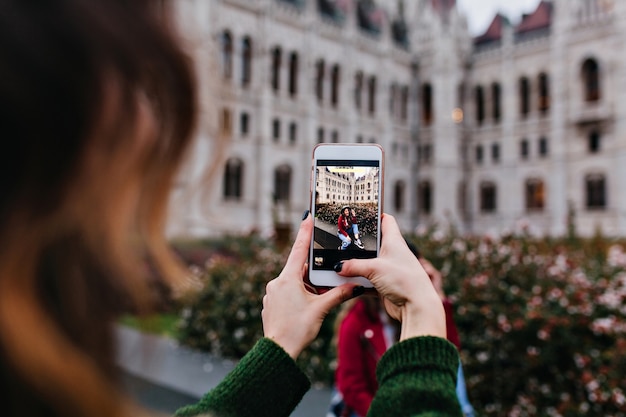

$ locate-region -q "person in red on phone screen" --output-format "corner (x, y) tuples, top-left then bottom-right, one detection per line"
(337, 206), (364, 250)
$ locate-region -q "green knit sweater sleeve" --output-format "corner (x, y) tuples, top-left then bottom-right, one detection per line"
(368, 336), (463, 417)
(175, 337), (310, 417)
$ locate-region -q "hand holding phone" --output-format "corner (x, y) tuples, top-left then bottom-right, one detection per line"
(307, 144), (384, 289)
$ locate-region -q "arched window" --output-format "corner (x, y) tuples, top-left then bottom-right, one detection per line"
(241, 36), (252, 87)
(475, 85), (485, 125)
(368, 76), (377, 115)
(354, 71), (363, 110)
(274, 165), (292, 202)
(519, 77), (530, 117)
(389, 83), (397, 117)
(480, 182), (497, 213)
(520, 138), (529, 160)
(271, 47), (282, 91)
(589, 129), (601, 153)
(331, 64), (340, 107)
(288, 52), (298, 97)
(418, 180), (432, 214)
(538, 72), (549, 113)
(400, 86), (409, 122)
(538, 136), (548, 157)
(475, 144), (484, 164)
(585, 173), (606, 209)
(582, 58), (600, 102)
(394, 180), (405, 212)
(525, 178), (545, 210)
(223, 158), (244, 200)
(491, 82), (501, 122)
(221, 30), (233, 79)
(422, 83), (433, 126)
(316, 59), (325, 102)
(289, 122), (297, 145)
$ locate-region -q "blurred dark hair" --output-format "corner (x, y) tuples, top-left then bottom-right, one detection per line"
(0, 1), (196, 417)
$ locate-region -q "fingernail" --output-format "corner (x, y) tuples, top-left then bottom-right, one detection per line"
(333, 262), (343, 272)
(351, 286), (365, 298)
(302, 210), (310, 221)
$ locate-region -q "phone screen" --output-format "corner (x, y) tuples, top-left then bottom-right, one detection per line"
(311, 159), (381, 271)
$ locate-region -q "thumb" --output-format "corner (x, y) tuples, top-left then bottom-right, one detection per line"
(336, 257), (380, 283)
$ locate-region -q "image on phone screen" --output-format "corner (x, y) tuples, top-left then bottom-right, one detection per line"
(311, 159), (381, 271)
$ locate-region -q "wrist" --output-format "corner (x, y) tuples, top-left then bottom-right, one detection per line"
(266, 335), (301, 360)
(399, 297), (446, 341)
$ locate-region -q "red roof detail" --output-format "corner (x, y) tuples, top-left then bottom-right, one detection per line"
(474, 14), (506, 45)
(431, 0), (456, 14)
(516, 1), (553, 34)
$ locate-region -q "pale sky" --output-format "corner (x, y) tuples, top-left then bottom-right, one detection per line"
(456, 0), (543, 36)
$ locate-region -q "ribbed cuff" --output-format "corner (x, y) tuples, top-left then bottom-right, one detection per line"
(376, 336), (459, 385)
(176, 338), (310, 417)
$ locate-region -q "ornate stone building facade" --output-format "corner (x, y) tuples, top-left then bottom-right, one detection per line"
(167, 0), (626, 238)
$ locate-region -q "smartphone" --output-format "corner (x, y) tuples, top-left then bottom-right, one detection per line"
(308, 143), (384, 289)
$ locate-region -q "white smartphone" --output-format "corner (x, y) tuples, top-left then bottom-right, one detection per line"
(308, 143), (384, 289)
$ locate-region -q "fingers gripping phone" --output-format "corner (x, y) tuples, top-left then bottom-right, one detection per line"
(308, 144), (384, 289)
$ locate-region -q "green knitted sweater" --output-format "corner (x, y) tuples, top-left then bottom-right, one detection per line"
(175, 336), (462, 417)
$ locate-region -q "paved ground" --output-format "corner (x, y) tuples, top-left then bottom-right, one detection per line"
(116, 325), (332, 416)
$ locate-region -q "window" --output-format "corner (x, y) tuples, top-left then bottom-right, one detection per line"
(582, 58), (600, 102)
(525, 179), (545, 210)
(389, 83), (397, 117)
(331, 64), (340, 107)
(520, 138), (529, 160)
(317, 127), (324, 143)
(589, 130), (601, 153)
(539, 137), (548, 157)
(538, 73), (549, 113)
(480, 182), (497, 213)
(288, 52), (298, 97)
(492, 82), (501, 122)
(475, 145), (483, 164)
(271, 47), (281, 91)
(289, 122), (297, 145)
(241, 37), (252, 87)
(223, 158), (244, 200)
(356, 134), (363, 143)
(316, 59), (325, 102)
(274, 165), (292, 203)
(240, 112), (249, 137)
(422, 83), (433, 126)
(585, 174), (606, 209)
(418, 181), (432, 214)
(221, 31), (233, 79)
(368, 76), (377, 115)
(272, 118), (280, 142)
(491, 143), (500, 163)
(400, 86), (409, 122)
(354, 71), (363, 110)
(419, 144), (432, 164)
(475, 85), (485, 125)
(331, 130), (339, 143)
(519, 77), (530, 117)
(394, 180), (405, 212)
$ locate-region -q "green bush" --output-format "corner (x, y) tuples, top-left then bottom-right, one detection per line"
(408, 228), (626, 417)
(175, 229), (626, 416)
(175, 235), (339, 384)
